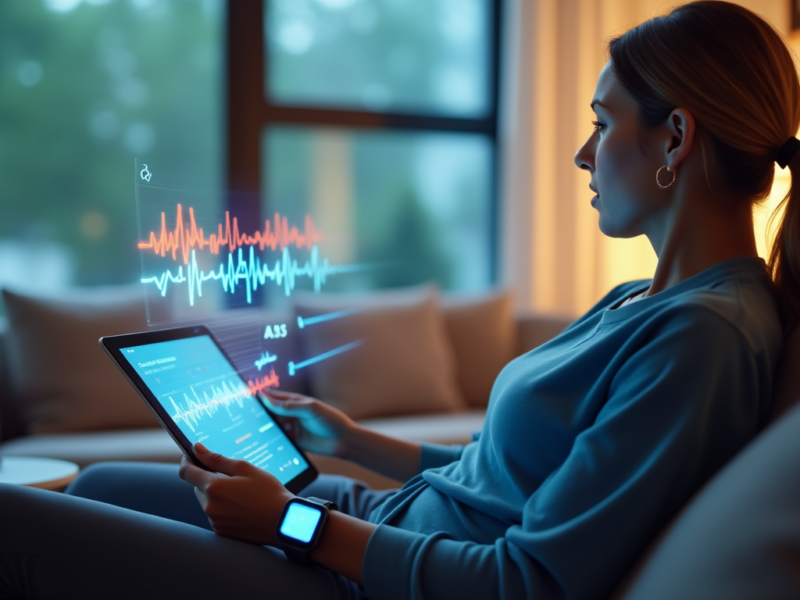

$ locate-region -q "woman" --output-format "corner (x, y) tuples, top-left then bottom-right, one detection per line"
(1, 2), (798, 598)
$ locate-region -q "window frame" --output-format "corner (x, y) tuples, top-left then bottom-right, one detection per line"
(225, 0), (503, 283)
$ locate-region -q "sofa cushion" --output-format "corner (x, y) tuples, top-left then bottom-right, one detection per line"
(442, 291), (516, 407)
(2, 286), (160, 434)
(615, 400), (800, 600)
(0, 410), (487, 492)
(292, 287), (465, 419)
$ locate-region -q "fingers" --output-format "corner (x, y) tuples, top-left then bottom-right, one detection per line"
(194, 442), (255, 476)
(179, 453), (216, 489)
(260, 391), (316, 416)
(190, 443), (256, 479)
(193, 485), (208, 511)
(261, 389), (315, 405)
(261, 389), (308, 405)
(262, 389), (297, 400)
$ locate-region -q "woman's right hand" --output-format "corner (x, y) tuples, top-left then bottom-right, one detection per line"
(260, 389), (357, 458)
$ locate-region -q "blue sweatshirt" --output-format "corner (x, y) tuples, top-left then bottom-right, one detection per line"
(362, 257), (782, 600)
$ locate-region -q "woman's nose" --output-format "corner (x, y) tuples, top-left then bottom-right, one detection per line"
(574, 138), (595, 172)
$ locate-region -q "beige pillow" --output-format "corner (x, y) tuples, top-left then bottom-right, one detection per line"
(442, 291), (516, 407)
(292, 287), (465, 420)
(2, 286), (160, 433)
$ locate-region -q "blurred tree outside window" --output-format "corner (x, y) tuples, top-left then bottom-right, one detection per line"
(0, 0), (499, 316)
(0, 0), (222, 314)
(268, 0), (490, 116)
(263, 126), (491, 303)
(231, 0), (500, 303)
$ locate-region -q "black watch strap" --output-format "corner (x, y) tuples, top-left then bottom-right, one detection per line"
(305, 496), (338, 511)
(282, 544), (315, 564)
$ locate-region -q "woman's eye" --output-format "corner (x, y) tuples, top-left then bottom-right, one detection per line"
(592, 120), (605, 132)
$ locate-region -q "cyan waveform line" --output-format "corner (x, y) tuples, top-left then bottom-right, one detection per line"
(170, 380), (247, 432)
(288, 341), (362, 376)
(255, 351), (277, 371)
(169, 370), (279, 432)
(141, 245), (364, 305)
(297, 308), (360, 329)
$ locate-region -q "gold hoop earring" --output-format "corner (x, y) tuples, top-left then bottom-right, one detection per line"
(656, 165), (676, 189)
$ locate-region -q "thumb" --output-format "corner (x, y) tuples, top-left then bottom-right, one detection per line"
(194, 442), (253, 476)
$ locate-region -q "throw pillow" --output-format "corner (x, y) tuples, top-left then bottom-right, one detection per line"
(442, 290), (517, 407)
(2, 286), (161, 434)
(292, 287), (465, 420)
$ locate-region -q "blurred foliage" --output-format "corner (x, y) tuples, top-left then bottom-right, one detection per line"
(268, 0), (489, 116)
(0, 0), (492, 316)
(0, 0), (222, 287)
(264, 0), (492, 303)
(363, 186), (454, 289)
(263, 126), (490, 304)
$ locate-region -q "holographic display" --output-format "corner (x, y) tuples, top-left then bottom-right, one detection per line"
(135, 159), (363, 322)
(134, 160), (363, 395)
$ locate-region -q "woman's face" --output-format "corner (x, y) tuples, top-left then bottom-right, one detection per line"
(574, 62), (667, 239)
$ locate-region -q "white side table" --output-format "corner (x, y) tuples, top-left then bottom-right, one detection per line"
(0, 456), (79, 491)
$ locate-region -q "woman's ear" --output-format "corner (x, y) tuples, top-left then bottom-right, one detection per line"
(664, 108), (695, 172)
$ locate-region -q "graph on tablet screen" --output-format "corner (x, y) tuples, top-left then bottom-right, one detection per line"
(120, 334), (308, 484)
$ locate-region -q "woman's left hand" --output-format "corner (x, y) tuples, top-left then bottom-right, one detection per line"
(179, 442), (293, 546)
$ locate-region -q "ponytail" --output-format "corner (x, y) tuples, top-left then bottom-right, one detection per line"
(769, 155), (800, 334)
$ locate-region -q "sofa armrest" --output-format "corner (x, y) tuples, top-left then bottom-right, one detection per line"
(515, 313), (573, 355)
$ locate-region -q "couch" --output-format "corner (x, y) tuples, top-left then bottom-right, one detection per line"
(0, 286), (573, 490)
(2, 285), (800, 597)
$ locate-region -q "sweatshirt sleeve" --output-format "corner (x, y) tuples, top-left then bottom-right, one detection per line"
(418, 443), (465, 472)
(362, 307), (768, 600)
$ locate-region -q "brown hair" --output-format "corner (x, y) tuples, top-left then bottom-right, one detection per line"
(609, 1), (800, 334)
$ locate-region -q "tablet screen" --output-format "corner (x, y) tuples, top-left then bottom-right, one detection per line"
(118, 334), (309, 485)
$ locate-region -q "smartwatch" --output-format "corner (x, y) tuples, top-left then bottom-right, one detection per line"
(276, 496), (338, 564)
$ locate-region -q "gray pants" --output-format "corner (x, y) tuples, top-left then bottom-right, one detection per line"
(0, 463), (396, 599)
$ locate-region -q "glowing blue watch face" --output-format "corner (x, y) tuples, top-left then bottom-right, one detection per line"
(280, 502), (323, 543)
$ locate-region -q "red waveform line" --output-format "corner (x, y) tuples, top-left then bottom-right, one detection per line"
(247, 368), (280, 396)
(138, 204), (323, 264)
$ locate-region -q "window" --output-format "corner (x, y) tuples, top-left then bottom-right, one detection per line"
(267, 0), (491, 116)
(0, 0), (500, 315)
(228, 0), (501, 304)
(0, 0), (223, 310)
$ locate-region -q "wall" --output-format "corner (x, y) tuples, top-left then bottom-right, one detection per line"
(501, 0), (794, 317)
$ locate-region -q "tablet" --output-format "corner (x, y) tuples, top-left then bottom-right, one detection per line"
(100, 325), (317, 493)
